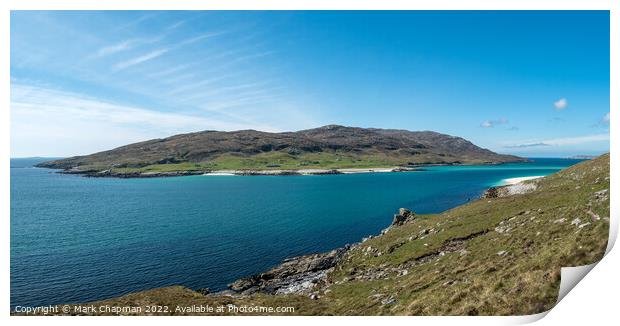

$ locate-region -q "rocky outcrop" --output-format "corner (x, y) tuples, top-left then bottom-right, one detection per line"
(228, 246), (351, 295)
(227, 207), (418, 297)
(391, 208), (416, 226)
(482, 186), (502, 198)
(61, 169), (208, 178)
(306, 169), (342, 175)
(390, 167), (423, 172)
(483, 181), (538, 198)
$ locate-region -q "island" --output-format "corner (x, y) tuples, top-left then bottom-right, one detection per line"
(35, 125), (526, 178)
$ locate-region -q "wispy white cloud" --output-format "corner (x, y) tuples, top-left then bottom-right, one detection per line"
(11, 83), (276, 131)
(111, 13), (159, 32)
(505, 142), (549, 149)
(95, 40), (135, 57)
(504, 134), (609, 149)
(164, 72), (247, 97)
(480, 118), (508, 128)
(113, 48), (169, 71)
(158, 73), (197, 86)
(147, 64), (192, 79)
(176, 32), (223, 47)
(602, 112), (610, 123)
(545, 134), (610, 146)
(588, 112), (610, 129)
(107, 31), (223, 72)
(10, 83), (281, 157)
(554, 98), (568, 110)
(199, 94), (283, 112)
(10, 13), (322, 157)
(93, 36), (163, 59)
(231, 50), (275, 63)
(166, 20), (186, 30)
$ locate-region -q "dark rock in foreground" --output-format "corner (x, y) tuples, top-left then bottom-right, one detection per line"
(391, 208), (416, 226)
(228, 246), (351, 295)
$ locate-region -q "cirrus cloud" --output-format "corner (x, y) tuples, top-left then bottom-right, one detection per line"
(10, 82), (282, 157)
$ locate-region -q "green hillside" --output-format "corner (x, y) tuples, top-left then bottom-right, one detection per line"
(35, 125), (524, 177)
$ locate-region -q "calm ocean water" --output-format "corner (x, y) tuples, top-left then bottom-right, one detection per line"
(10, 157), (581, 308)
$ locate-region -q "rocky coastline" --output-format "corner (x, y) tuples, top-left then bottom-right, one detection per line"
(209, 174), (548, 300)
(218, 208), (418, 298)
(214, 180), (534, 300)
(59, 169), (208, 178)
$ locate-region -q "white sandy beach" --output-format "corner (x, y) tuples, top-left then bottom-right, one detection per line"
(202, 167), (415, 176)
(331, 168), (396, 174)
(502, 176), (544, 185)
(203, 172), (236, 176)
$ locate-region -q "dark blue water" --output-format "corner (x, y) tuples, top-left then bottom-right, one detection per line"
(10, 157), (581, 308)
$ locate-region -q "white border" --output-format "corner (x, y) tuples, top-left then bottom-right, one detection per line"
(1, 0), (616, 10)
(2, 1), (617, 325)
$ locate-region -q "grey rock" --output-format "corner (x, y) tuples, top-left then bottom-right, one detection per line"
(381, 297), (396, 305)
(196, 287), (211, 295)
(391, 208), (415, 226)
(228, 246), (350, 295)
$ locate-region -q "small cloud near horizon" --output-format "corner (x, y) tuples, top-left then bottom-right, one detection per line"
(505, 134), (609, 149)
(480, 118), (508, 128)
(505, 142), (550, 149)
(589, 112), (610, 128)
(602, 112), (610, 124)
(554, 98), (568, 110)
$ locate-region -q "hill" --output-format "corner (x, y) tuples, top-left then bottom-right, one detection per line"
(35, 125), (524, 177)
(29, 153), (609, 315)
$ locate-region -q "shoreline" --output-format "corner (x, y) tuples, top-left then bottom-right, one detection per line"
(500, 175), (544, 186)
(202, 167), (421, 176)
(55, 166), (427, 178)
(50, 160), (527, 179)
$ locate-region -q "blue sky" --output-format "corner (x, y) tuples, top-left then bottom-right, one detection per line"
(10, 11), (609, 157)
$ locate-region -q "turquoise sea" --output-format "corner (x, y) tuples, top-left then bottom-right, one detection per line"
(10, 157), (582, 308)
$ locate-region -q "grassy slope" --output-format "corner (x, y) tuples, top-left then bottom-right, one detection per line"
(325, 154), (609, 315)
(90, 151), (503, 174)
(36, 154), (609, 315)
